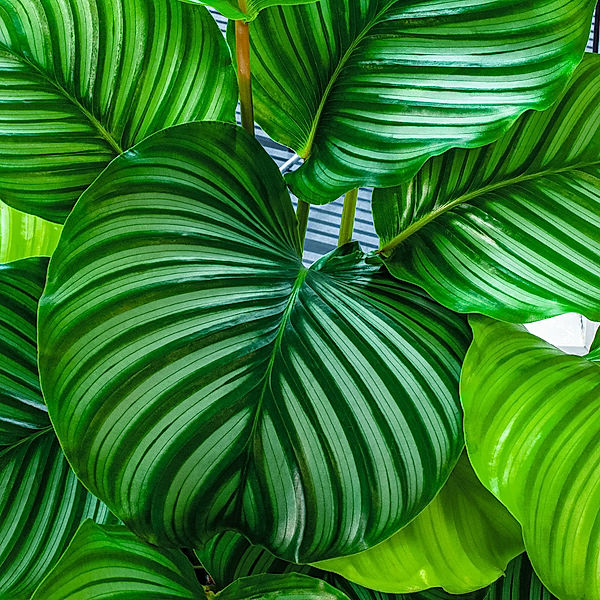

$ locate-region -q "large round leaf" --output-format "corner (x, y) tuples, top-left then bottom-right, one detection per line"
(373, 53), (600, 323)
(0, 257), (115, 600)
(484, 555), (557, 600)
(0, 203), (62, 263)
(461, 316), (600, 600)
(315, 453), (523, 594)
(198, 530), (488, 600)
(0, 0), (236, 223)
(38, 121), (470, 563)
(242, 0), (594, 204)
(31, 521), (204, 600)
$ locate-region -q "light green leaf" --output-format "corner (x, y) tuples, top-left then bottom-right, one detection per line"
(0, 202), (62, 263)
(0, 257), (114, 600)
(0, 0), (236, 223)
(315, 453), (523, 594)
(37, 121), (470, 563)
(31, 521), (204, 600)
(484, 555), (557, 600)
(461, 315), (600, 600)
(179, 0), (316, 22)
(199, 530), (489, 600)
(217, 574), (351, 600)
(588, 327), (600, 357)
(242, 0), (594, 204)
(373, 53), (600, 323)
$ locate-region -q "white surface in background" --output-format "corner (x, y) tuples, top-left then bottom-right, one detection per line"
(525, 314), (599, 355)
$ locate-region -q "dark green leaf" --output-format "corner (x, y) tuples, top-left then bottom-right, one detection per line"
(373, 53), (600, 323)
(0, 0), (236, 223)
(31, 521), (204, 599)
(242, 0), (594, 204)
(38, 121), (470, 563)
(217, 574), (351, 600)
(484, 555), (557, 600)
(0, 257), (114, 600)
(0, 203), (62, 263)
(315, 453), (523, 594)
(461, 315), (600, 599)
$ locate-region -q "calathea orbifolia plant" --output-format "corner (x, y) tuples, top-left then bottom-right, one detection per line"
(0, 0), (598, 598)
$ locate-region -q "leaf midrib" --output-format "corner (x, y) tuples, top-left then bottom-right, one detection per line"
(300, 0), (398, 158)
(0, 44), (124, 155)
(378, 160), (600, 256)
(234, 265), (309, 513)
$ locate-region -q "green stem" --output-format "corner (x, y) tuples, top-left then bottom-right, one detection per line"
(235, 3), (254, 136)
(338, 189), (358, 246)
(296, 200), (310, 252)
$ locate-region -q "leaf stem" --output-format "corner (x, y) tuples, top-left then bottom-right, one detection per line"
(338, 189), (358, 246)
(296, 199), (310, 252)
(235, 1), (254, 136)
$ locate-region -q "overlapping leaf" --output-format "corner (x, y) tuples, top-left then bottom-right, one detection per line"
(0, 0), (236, 223)
(242, 0), (594, 204)
(461, 316), (600, 599)
(316, 454), (523, 594)
(0, 258), (114, 600)
(179, 0), (316, 21)
(38, 121), (470, 563)
(0, 203), (62, 263)
(484, 555), (557, 600)
(31, 521), (204, 600)
(373, 54), (600, 323)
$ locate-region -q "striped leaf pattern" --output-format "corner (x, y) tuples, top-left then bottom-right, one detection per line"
(0, 433), (114, 600)
(180, 0), (316, 21)
(0, 256), (115, 599)
(0, 258), (49, 447)
(461, 316), (600, 600)
(37, 121), (470, 563)
(198, 530), (488, 600)
(244, 0), (595, 204)
(484, 555), (557, 600)
(373, 53), (600, 323)
(31, 521), (204, 600)
(0, 0), (236, 223)
(316, 453), (523, 594)
(0, 203), (62, 263)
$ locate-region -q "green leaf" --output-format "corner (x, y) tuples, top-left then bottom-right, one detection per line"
(373, 53), (600, 323)
(484, 555), (557, 600)
(0, 202), (62, 263)
(0, 258), (115, 600)
(179, 0), (317, 22)
(242, 0), (594, 204)
(0, 0), (236, 223)
(38, 121), (470, 563)
(31, 521), (204, 600)
(0, 258), (49, 446)
(461, 315), (600, 600)
(217, 574), (351, 600)
(588, 327), (600, 357)
(199, 530), (488, 600)
(315, 453), (523, 594)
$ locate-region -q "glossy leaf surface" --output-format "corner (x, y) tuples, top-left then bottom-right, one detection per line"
(0, 203), (62, 263)
(217, 574), (351, 600)
(31, 521), (203, 599)
(0, 0), (236, 222)
(0, 258), (114, 600)
(316, 454), (523, 594)
(461, 316), (600, 600)
(244, 0), (594, 204)
(180, 0), (316, 21)
(484, 555), (557, 600)
(38, 121), (469, 563)
(374, 53), (600, 323)
(199, 530), (488, 600)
